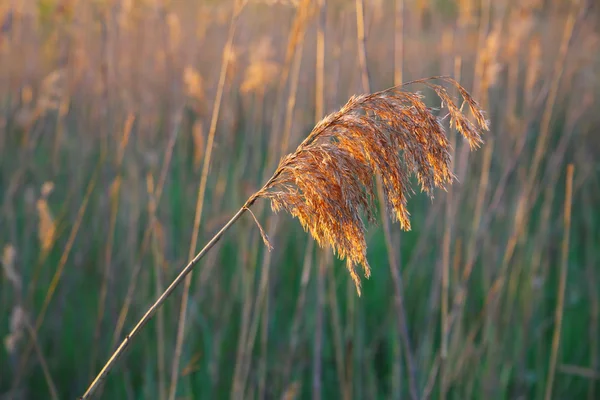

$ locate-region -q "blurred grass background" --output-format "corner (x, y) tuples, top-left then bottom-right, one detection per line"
(1, 0), (599, 399)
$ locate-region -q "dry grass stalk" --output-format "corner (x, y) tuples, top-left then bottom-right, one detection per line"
(253, 76), (488, 294)
(231, 2), (313, 393)
(82, 75), (487, 398)
(544, 164), (575, 400)
(168, 3), (245, 399)
(14, 163), (100, 393)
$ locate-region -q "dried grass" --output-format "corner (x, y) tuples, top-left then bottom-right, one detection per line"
(252, 76), (489, 294)
(82, 76), (488, 398)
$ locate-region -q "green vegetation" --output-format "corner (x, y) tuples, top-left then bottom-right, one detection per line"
(1, 0), (598, 399)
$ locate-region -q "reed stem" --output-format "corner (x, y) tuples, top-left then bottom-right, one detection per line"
(81, 202), (253, 399)
(544, 164), (574, 400)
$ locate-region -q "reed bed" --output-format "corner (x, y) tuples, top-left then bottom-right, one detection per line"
(1, 0), (599, 399)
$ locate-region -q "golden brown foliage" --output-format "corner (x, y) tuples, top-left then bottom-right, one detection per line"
(253, 77), (489, 294)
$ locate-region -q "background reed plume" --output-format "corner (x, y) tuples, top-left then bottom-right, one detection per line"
(253, 76), (488, 294)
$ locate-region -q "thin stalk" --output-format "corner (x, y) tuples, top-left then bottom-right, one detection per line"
(481, 0), (580, 317)
(355, 0), (418, 397)
(403, 202), (443, 281)
(110, 108), (183, 350)
(507, 3), (580, 269)
(81, 202), (252, 399)
(255, 219), (275, 400)
(391, 329), (402, 400)
(558, 365), (600, 381)
(505, 96), (579, 336)
(353, 3), (369, 398)
(523, 8), (577, 205)
(423, 355), (441, 400)
(393, 2), (407, 396)
(544, 164), (574, 400)
(256, 78), (274, 396)
(447, 138), (493, 334)
(279, 22), (307, 156)
(394, 0), (403, 86)
(383, 206), (418, 400)
(503, 43), (519, 144)
(12, 157), (101, 392)
(257, 259), (270, 400)
(267, 0), (313, 165)
(230, 224), (260, 399)
(355, 296), (365, 399)
(355, 0), (370, 92)
(147, 175), (167, 400)
(315, 0), (326, 124)
(321, 19), (350, 392)
(253, 97), (271, 400)
(327, 265), (349, 400)
(521, 180), (556, 388)
(89, 179), (121, 378)
(236, 217), (278, 398)
(24, 316), (59, 400)
(585, 187), (599, 400)
(281, 238), (315, 387)
(207, 267), (239, 393)
(439, 129), (456, 400)
(356, 0), (418, 399)
(167, 4), (243, 399)
(312, 3), (326, 398)
(459, 137), (493, 296)
(470, 0), (491, 102)
(233, 17), (313, 393)
(468, 37), (541, 287)
(235, 4), (311, 394)
(345, 283), (355, 399)
(438, 55), (463, 395)
(367, 361), (379, 399)
(192, 159), (238, 298)
(313, 251), (328, 400)
(89, 113), (134, 380)
(452, 0), (491, 188)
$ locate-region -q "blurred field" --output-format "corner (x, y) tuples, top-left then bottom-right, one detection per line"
(1, 0), (599, 399)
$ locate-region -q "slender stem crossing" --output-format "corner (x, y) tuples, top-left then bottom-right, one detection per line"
(81, 203), (252, 399)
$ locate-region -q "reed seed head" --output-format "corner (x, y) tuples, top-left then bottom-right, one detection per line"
(253, 76), (489, 295)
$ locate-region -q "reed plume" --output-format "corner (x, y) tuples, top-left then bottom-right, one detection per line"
(251, 76), (488, 294)
(82, 75), (488, 398)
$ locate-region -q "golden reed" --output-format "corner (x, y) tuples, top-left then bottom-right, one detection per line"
(82, 75), (488, 398)
(251, 76), (489, 294)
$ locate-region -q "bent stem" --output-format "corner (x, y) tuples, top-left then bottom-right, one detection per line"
(81, 197), (257, 399)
